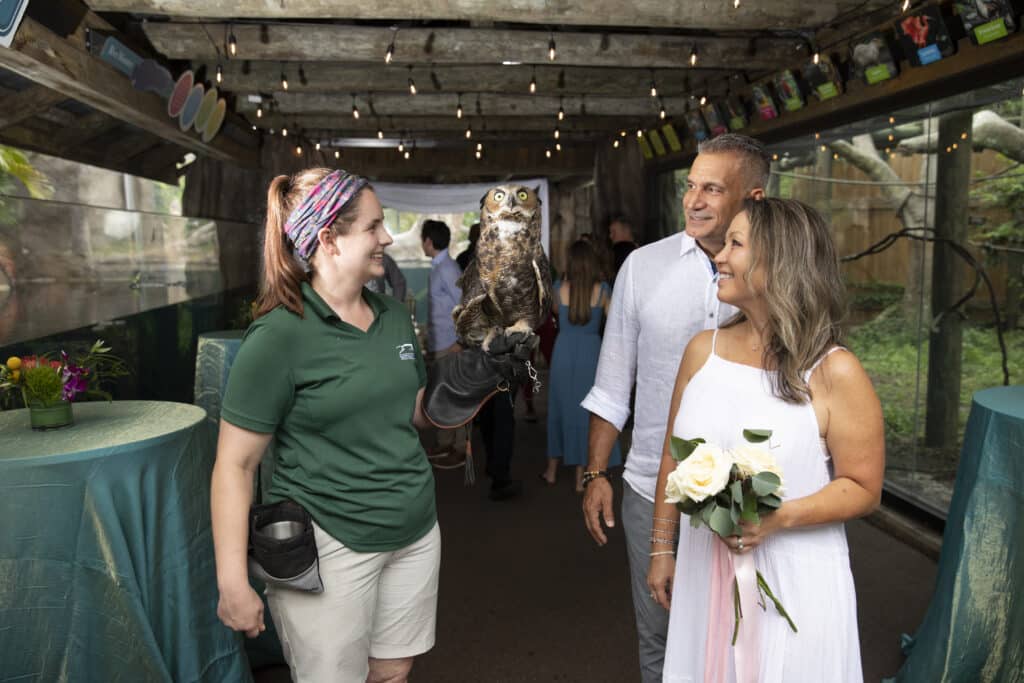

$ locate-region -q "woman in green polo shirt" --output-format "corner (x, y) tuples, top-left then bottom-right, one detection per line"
(211, 168), (440, 683)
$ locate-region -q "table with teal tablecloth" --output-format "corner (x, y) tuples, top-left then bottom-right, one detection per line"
(195, 330), (284, 669)
(892, 385), (1024, 682)
(0, 401), (252, 683)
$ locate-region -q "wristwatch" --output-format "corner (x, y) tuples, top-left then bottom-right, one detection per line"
(581, 470), (610, 489)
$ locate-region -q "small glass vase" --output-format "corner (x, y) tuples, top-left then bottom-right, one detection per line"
(28, 401), (74, 430)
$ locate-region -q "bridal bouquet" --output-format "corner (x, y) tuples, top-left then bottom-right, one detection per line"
(665, 429), (797, 643)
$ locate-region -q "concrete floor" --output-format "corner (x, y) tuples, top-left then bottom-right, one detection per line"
(254, 394), (938, 683)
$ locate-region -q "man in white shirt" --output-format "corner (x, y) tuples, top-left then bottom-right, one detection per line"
(580, 134), (770, 683)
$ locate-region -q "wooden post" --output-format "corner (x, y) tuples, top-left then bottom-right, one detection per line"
(924, 111), (973, 448)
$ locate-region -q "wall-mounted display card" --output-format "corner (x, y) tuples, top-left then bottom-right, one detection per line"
(849, 32), (899, 85)
(801, 56), (843, 102)
(751, 84), (779, 120)
(772, 70), (805, 113)
(725, 96), (748, 131)
(661, 123), (683, 152)
(955, 0), (1017, 45)
(897, 6), (956, 66)
(702, 102), (728, 136)
(685, 109), (710, 141)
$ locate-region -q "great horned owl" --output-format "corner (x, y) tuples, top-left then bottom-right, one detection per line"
(453, 184), (552, 350)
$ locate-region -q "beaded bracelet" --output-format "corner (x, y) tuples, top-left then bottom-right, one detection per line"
(653, 516), (680, 525)
(649, 538), (675, 545)
(649, 550), (675, 557)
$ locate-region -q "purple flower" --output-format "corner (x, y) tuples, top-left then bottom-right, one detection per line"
(62, 363), (89, 402)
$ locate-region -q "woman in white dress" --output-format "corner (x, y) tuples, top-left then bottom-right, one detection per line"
(647, 198), (885, 682)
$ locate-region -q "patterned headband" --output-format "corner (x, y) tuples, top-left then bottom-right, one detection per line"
(283, 170), (368, 264)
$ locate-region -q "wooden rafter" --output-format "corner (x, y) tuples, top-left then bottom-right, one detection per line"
(84, 0), (864, 31)
(0, 17), (258, 167)
(0, 86), (67, 130)
(145, 23), (803, 70)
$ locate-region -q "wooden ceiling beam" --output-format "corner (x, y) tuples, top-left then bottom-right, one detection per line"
(145, 23), (802, 70)
(51, 111), (121, 148)
(255, 113), (652, 135)
(85, 0), (861, 31)
(205, 62), (734, 98)
(0, 17), (259, 167)
(0, 86), (68, 130)
(240, 92), (691, 118)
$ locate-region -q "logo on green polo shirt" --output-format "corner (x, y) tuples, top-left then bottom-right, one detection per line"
(396, 343), (416, 360)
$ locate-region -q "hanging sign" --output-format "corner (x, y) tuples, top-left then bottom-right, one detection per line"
(648, 129), (667, 156)
(0, 0), (29, 48)
(661, 123), (682, 153)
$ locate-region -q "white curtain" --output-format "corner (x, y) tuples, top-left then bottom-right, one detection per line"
(373, 178), (550, 255)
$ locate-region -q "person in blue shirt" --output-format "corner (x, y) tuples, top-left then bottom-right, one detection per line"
(421, 219), (469, 466)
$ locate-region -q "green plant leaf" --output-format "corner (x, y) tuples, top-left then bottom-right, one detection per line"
(760, 494), (782, 509)
(730, 505), (740, 524)
(677, 497), (698, 515)
(741, 492), (761, 524)
(670, 436), (705, 462)
(701, 502), (716, 525)
(742, 428), (773, 443)
(689, 513), (703, 528)
(730, 480), (744, 506)
(751, 472), (781, 497)
(708, 506), (735, 538)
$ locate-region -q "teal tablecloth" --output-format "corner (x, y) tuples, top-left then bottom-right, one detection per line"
(893, 386), (1024, 682)
(194, 330), (284, 669)
(0, 400), (251, 682)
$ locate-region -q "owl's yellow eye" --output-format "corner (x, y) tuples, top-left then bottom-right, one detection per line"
(517, 190), (529, 201)
(493, 191), (506, 201)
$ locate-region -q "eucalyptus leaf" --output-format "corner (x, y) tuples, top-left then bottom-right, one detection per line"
(701, 503), (716, 524)
(741, 492), (760, 524)
(670, 436), (705, 462)
(690, 513), (703, 528)
(677, 497), (698, 515)
(742, 428), (773, 443)
(709, 506), (736, 538)
(730, 480), (744, 505)
(760, 494), (782, 509)
(730, 505), (740, 524)
(751, 472), (781, 497)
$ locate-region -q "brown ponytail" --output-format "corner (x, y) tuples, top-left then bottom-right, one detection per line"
(253, 167), (369, 318)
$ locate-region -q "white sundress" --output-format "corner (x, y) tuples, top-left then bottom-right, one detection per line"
(662, 331), (863, 683)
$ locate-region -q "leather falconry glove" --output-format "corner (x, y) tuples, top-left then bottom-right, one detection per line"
(423, 330), (538, 429)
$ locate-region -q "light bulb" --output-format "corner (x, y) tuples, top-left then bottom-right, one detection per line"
(659, 106), (666, 120)
(613, 139), (620, 148)
(476, 142), (483, 151)
(409, 78), (417, 95)
(699, 95), (707, 106)
(901, 0), (910, 11)
(813, 52), (820, 65)
(216, 64), (222, 84)
(456, 103), (463, 119)
(734, 0), (740, 7)
(404, 151), (411, 159)
(558, 106), (564, 121)
(256, 105), (262, 118)
(690, 47), (698, 67)
(555, 142), (562, 151)
(545, 149), (552, 158)
(529, 76), (537, 94)
(295, 145), (302, 155)
(228, 30), (237, 57)
(398, 142), (405, 152)
(636, 129), (643, 138)
(548, 37), (556, 61)
(554, 127), (560, 140)
(315, 142), (321, 151)
(650, 83), (658, 98)
(334, 150), (340, 159)
(465, 126), (472, 139)
(282, 127), (288, 137)
(385, 43), (394, 64)
(378, 129), (384, 139)
(281, 72), (288, 90)
(475, 150), (482, 159)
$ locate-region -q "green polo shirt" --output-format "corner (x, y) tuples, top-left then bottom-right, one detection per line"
(222, 283), (435, 552)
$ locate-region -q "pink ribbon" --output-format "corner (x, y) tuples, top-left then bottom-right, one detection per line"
(703, 541), (762, 683)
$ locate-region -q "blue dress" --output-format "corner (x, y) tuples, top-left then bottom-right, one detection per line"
(546, 281), (622, 468)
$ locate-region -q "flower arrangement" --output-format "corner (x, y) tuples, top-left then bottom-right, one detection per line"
(666, 429), (797, 643)
(1, 339), (128, 408)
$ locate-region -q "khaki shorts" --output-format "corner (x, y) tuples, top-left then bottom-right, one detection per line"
(266, 521), (441, 683)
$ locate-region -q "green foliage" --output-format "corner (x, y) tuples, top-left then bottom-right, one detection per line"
(742, 428), (772, 443)
(670, 435), (704, 462)
(849, 281), (905, 311)
(22, 366), (63, 406)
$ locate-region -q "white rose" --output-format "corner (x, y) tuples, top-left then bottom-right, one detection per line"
(731, 444), (785, 492)
(670, 443), (733, 503)
(664, 470), (686, 504)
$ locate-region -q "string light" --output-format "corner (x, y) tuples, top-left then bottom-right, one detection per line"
(295, 144), (302, 156)
(888, 133), (895, 141)
(558, 97), (565, 122)
(820, 144), (827, 152)
(833, 153), (839, 160)
(889, 116), (895, 124)
(815, 132), (821, 140)
(554, 127), (560, 140)
(637, 129), (643, 138)
(351, 94), (360, 119)
(659, 100), (666, 120)
(548, 34), (557, 61)
(619, 130), (627, 137)
(251, 124), (257, 131)
(398, 141), (405, 153)
(613, 139), (620, 148)
(690, 46), (698, 67)
(699, 95), (707, 106)
(216, 64), (222, 84)
(555, 142), (562, 152)
(733, 0), (740, 7)
(465, 125), (472, 139)
(315, 142), (321, 151)
(408, 67), (417, 95)
(280, 66), (288, 90)
(952, 143), (958, 150)
(650, 74), (658, 98)
(529, 67), (537, 94)
(475, 149), (482, 160)
(404, 150), (411, 159)
(378, 128), (384, 139)
(281, 127), (288, 137)
(961, 132), (969, 139)
(901, 0), (910, 11)
(256, 103), (263, 118)
(477, 142), (483, 151)
(385, 33), (395, 64)
(772, 153), (779, 160)
(228, 25), (237, 57)
(545, 149), (552, 158)
(456, 95), (463, 119)
(334, 150), (340, 159)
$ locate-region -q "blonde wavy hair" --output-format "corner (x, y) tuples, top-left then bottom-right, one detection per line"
(722, 198), (847, 403)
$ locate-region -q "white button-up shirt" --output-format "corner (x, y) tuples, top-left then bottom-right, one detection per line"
(581, 231), (737, 502)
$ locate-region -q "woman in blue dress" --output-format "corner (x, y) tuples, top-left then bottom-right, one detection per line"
(543, 239), (622, 491)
